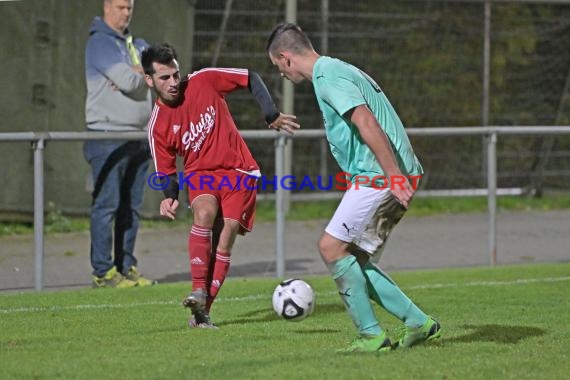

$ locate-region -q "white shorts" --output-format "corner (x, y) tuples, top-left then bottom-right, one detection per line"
(325, 186), (407, 261)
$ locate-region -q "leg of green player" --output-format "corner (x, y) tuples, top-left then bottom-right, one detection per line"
(363, 261), (441, 347)
(363, 261), (427, 327)
(328, 255), (382, 336)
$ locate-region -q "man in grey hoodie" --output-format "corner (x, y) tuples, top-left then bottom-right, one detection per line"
(84, 0), (153, 288)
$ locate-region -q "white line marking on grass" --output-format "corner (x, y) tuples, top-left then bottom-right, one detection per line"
(406, 276), (570, 290)
(1, 276), (569, 315)
(0, 300), (179, 314)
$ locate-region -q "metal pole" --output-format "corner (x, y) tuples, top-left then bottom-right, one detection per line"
(211, 0), (233, 67)
(483, 1), (491, 127)
(274, 0), (297, 278)
(319, 0), (329, 179)
(487, 132), (497, 266)
(275, 135), (286, 278)
(33, 138), (45, 291)
(282, 0), (297, 214)
(186, 0), (198, 73)
(481, 2), (491, 180)
(483, 2), (497, 266)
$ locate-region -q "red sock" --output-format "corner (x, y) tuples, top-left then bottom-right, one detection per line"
(206, 251), (231, 311)
(188, 224), (212, 292)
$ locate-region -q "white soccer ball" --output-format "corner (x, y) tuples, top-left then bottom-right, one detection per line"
(272, 279), (315, 321)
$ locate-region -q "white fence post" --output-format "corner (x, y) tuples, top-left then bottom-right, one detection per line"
(33, 137), (45, 291)
(275, 135), (286, 278)
(487, 131), (498, 266)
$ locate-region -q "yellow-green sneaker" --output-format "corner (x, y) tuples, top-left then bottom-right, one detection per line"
(395, 316), (442, 348)
(338, 332), (392, 353)
(92, 266), (137, 289)
(125, 267), (156, 287)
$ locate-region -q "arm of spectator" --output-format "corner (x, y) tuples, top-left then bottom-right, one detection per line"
(106, 63), (149, 99)
(87, 36), (148, 99)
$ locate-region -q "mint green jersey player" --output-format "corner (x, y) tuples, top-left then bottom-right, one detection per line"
(267, 22), (441, 353)
(312, 56), (423, 184)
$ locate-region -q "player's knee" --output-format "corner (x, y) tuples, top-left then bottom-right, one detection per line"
(192, 208), (217, 226)
(318, 234), (346, 263)
(216, 220), (241, 252)
(317, 235), (329, 255)
(223, 219), (241, 235)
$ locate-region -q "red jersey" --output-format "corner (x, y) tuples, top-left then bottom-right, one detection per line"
(147, 68), (259, 176)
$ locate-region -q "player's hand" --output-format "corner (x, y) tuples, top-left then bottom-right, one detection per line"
(268, 113), (300, 135)
(390, 178), (415, 209)
(160, 198), (179, 220)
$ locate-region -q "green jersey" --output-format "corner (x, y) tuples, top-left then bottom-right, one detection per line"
(312, 56), (423, 185)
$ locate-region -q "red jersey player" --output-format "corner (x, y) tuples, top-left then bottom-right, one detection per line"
(142, 43), (299, 328)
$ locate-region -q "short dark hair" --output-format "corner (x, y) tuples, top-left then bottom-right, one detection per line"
(141, 43), (178, 75)
(266, 23), (314, 55)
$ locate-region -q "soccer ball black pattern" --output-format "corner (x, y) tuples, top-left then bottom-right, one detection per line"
(272, 278), (315, 321)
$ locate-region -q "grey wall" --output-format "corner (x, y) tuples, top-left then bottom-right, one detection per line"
(0, 0), (196, 217)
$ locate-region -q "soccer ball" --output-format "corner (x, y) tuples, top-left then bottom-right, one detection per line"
(272, 279), (315, 321)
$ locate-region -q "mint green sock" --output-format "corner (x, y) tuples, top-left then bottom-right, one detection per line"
(363, 262), (428, 328)
(328, 255), (382, 336)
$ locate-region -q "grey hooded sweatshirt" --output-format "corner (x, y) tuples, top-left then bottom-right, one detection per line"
(85, 17), (151, 131)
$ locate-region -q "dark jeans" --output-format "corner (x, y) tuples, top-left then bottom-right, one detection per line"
(83, 140), (150, 277)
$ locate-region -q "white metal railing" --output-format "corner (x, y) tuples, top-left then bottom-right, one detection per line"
(2, 126), (570, 290)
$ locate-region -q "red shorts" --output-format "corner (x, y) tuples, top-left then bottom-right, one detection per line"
(185, 169), (258, 234)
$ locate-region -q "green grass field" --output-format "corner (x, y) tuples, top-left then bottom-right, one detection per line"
(1, 263), (568, 380)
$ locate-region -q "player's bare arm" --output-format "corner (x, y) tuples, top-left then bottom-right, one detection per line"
(348, 104), (414, 208)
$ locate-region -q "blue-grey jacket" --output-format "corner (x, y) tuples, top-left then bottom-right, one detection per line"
(85, 17), (151, 131)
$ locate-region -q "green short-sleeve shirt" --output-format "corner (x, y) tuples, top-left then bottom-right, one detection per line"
(312, 56), (423, 185)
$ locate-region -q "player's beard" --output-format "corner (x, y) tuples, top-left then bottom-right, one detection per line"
(160, 88), (180, 106)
